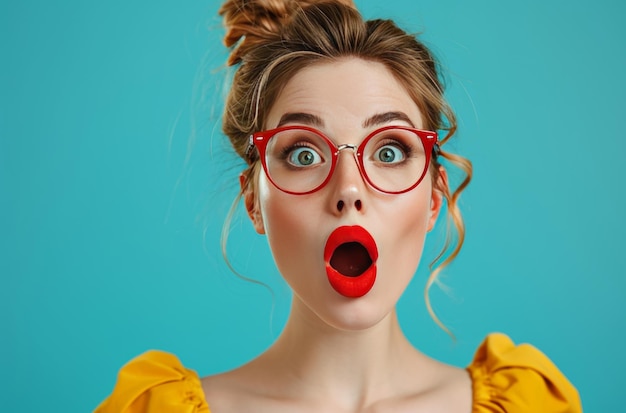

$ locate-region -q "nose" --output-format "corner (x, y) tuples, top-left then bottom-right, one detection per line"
(330, 148), (365, 214)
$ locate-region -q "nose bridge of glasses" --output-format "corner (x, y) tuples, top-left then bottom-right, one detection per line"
(332, 142), (366, 186)
(335, 143), (358, 154)
(334, 143), (361, 167)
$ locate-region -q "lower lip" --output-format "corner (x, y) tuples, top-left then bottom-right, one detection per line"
(324, 226), (378, 298)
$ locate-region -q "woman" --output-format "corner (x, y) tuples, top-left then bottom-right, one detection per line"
(96, 1), (581, 411)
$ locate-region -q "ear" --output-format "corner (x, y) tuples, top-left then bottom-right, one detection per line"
(427, 166), (448, 232)
(240, 172), (265, 234)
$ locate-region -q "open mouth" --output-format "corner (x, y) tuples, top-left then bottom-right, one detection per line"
(324, 226), (378, 298)
(329, 242), (373, 277)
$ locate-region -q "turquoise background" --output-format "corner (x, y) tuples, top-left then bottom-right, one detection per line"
(2, 0), (624, 411)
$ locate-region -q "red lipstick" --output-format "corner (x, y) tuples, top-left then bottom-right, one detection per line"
(324, 226), (379, 298)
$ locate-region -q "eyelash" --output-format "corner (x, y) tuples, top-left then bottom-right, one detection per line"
(278, 142), (317, 160)
(375, 139), (414, 158)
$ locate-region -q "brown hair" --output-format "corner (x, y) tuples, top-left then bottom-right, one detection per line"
(218, 0), (472, 332)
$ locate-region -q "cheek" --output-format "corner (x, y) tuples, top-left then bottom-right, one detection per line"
(258, 175), (308, 245)
(373, 189), (433, 293)
(257, 176), (325, 288)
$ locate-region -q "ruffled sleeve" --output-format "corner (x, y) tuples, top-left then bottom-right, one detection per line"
(467, 333), (582, 413)
(94, 351), (210, 413)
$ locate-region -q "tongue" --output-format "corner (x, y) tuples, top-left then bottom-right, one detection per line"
(329, 242), (372, 277)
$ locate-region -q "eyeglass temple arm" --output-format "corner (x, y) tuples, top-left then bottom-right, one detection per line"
(245, 135), (256, 161)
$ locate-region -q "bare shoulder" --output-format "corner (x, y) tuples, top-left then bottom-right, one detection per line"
(201, 364), (289, 413)
(388, 357), (472, 413)
(426, 362), (473, 413)
(430, 359), (472, 390)
(201, 370), (256, 412)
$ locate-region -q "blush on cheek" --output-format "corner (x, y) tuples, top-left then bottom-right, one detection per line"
(386, 206), (431, 277)
(377, 238), (426, 297)
(259, 185), (329, 295)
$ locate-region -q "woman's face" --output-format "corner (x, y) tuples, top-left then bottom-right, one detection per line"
(244, 58), (443, 331)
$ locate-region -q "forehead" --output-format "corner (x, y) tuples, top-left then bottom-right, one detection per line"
(265, 58), (423, 131)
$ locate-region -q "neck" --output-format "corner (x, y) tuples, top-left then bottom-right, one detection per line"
(256, 297), (427, 409)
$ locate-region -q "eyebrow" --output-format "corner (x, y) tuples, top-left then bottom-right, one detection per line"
(276, 112), (324, 128)
(362, 111), (415, 128)
(275, 110), (416, 129)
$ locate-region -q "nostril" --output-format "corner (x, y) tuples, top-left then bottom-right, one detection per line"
(355, 200), (362, 210)
(337, 200), (345, 211)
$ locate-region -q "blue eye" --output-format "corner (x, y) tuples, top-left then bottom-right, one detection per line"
(374, 145), (405, 163)
(288, 147), (322, 167)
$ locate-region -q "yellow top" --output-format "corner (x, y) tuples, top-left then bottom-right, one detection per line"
(95, 333), (582, 413)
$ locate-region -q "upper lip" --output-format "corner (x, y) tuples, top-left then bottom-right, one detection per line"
(324, 225), (379, 266)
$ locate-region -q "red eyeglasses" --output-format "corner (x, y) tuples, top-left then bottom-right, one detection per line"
(248, 125), (438, 195)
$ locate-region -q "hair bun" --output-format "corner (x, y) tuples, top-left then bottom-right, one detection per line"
(219, 0), (355, 66)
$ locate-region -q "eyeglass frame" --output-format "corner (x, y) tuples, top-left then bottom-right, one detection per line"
(247, 125), (439, 195)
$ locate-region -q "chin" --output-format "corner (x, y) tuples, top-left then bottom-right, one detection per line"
(301, 289), (399, 332)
